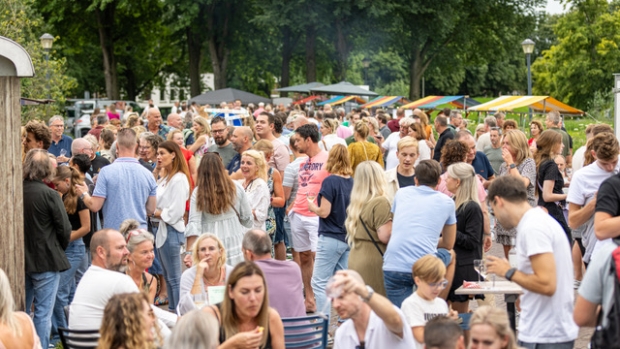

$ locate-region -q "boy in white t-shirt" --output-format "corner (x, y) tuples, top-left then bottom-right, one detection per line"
(401, 255), (458, 349)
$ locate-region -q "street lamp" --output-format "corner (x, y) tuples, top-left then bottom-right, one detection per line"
(40, 33), (54, 99)
(362, 57), (371, 87)
(522, 38), (535, 121)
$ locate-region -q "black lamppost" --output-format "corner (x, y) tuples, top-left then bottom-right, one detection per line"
(362, 57), (371, 87)
(521, 38), (535, 121)
(40, 33), (54, 99)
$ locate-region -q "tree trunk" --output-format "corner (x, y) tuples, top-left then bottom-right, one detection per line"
(124, 66), (136, 101)
(95, 6), (119, 99)
(187, 26), (203, 96)
(305, 25), (317, 83)
(208, 38), (228, 90)
(206, 4), (230, 90)
(334, 22), (348, 82)
(280, 26), (294, 96)
(409, 48), (429, 101)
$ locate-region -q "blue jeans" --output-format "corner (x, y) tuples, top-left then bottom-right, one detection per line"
(148, 225), (164, 275)
(157, 225), (184, 311)
(51, 241), (86, 345)
(517, 341), (575, 349)
(383, 270), (414, 307)
(311, 235), (350, 313)
(26, 271), (60, 349)
(272, 207), (288, 246)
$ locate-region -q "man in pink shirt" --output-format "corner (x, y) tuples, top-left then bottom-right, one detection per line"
(290, 124), (330, 313)
(256, 111), (290, 173)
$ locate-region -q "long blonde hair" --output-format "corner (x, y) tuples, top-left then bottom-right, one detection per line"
(503, 130), (531, 165)
(193, 116), (211, 138)
(469, 306), (518, 349)
(241, 150), (268, 182)
(345, 161), (388, 245)
(0, 269), (19, 336)
(447, 162), (479, 210)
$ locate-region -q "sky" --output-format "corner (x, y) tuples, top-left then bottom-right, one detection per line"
(543, 0), (568, 14)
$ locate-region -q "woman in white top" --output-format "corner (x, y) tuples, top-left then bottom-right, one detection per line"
(319, 118), (347, 151)
(407, 122), (431, 165)
(178, 234), (233, 315)
(237, 150), (271, 231)
(152, 141), (191, 312)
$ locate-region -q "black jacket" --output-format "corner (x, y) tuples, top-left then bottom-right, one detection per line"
(23, 179), (72, 273)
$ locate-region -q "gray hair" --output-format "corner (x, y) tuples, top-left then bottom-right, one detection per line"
(484, 116), (497, 127)
(83, 135), (99, 152)
(96, 114), (109, 126)
(164, 310), (219, 349)
(242, 229), (272, 256)
(48, 115), (64, 126)
(449, 110), (461, 119)
(258, 102), (265, 107)
(399, 117), (415, 128)
(493, 112), (505, 121)
(547, 111), (560, 125)
(118, 219), (154, 253)
(23, 149), (54, 181)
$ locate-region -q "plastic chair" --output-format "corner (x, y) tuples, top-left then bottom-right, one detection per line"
(282, 314), (329, 349)
(58, 327), (100, 349)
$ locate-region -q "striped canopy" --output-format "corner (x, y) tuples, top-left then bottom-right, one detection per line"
(317, 95), (367, 106)
(402, 96), (480, 110)
(361, 96), (409, 108)
(468, 96), (583, 115)
(293, 95), (321, 105)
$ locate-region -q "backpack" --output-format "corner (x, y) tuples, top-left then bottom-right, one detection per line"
(591, 238), (620, 348)
(182, 129), (194, 145)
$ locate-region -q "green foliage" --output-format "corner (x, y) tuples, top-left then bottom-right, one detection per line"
(0, 0), (77, 123)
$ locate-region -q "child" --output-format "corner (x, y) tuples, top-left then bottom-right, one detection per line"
(400, 255), (458, 349)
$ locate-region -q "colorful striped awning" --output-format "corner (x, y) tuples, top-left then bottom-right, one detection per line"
(292, 95), (321, 105)
(361, 96), (409, 108)
(468, 96), (583, 115)
(317, 95), (367, 106)
(401, 96), (480, 110)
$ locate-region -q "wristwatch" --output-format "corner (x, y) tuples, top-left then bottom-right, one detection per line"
(362, 285), (374, 303)
(509, 163), (516, 170)
(505, 267), (517, 281)
(79, 192), (87, 200)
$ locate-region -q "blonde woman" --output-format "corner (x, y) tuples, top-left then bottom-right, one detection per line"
(469, 306), (519, 349)
(0, 268), (41, 349)
(444, 163), (484, 314)
(348, 120), (384, 174)
(345, 161), (392, 297)
(188, 116), (212, 161)
(319, 118), (347, 151)
(237, 150), (271, 231)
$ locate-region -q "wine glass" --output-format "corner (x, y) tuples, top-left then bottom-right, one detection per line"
(192, 293), (206, 309)
(60, 149), (67, 158)
(306, 191), (317, 202)
(321, 275), (343, 316)
(473, 259), (487, 284)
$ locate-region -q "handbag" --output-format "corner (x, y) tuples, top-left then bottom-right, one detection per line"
(360, 218), (384, 256)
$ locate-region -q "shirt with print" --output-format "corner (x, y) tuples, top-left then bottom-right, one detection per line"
(292, 151), (330, 217)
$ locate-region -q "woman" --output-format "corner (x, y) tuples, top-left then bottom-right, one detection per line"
(494, 130), (537, 257)
(99, 128), (115, 161)
(178, 234), (233, 315)
(345, 161), (392, 297)
(165, 310), (219, 349)
(469, 306), (519, 349)
(307, 144), (354, 313)
(168, 129), (198, 184)
(204, 262), (285, 349)
(444, 163), (484, 314)
(502, 120), (517, 133)
(365, 117), (384, 146)
(237, 150), (271, 231)
(413, 109), (434, 142)
(348, 120), (384, 174)
(528, 120), (543, 147)
(385, 137), (419, 203)
(124, 113), (141, 128)
(51, 166), (90, 341)
(319, 118), (347, 151)
(186, 153), (253, 267)
(253, 140), (286, 236)
(535, 130), (570, 242)
(0, 268), (41, 349)
(152, 141), (191, 311)
(188, 116), (212, 161)
(475, 124), (486, 140)
(407, 123), (431, 164)
(106, 104), (120, 121)
(120, 220), (158, 303)
(98, 293), (161, 349)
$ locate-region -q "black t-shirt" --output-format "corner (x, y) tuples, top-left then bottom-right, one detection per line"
(88, 154), (111, 177)
(596, 174), (620, 217)
(433, 128), (455, 162)
(537, 159), (565, 207)
(396, 172), (415, 188)
(318, 175), (354, 241)
(67, 196), (88, 231)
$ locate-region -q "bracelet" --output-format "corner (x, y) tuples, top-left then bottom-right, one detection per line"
(183, 251), (192, 256)
(80, 192), (87, 200)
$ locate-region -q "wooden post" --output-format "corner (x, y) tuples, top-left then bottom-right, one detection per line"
(0, 36), (35, 310)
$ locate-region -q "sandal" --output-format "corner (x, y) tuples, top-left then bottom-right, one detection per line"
(154, 296), (169, 306)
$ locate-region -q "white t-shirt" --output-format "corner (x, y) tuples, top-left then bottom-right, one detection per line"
(571, 146), (586, 172)
(400, 292), (449, 349)
(334, 306), (415, 349)
(515, 208), (579, 343)
(416, 140), (432, 166)
(382, 133), (401, 170)
(476, 132), (491, 152)
(319, 134), (347, 152)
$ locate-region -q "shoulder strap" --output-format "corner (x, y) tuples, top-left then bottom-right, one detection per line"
(360, 218), (384, 257)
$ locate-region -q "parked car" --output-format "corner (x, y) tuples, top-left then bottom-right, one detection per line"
(72, 100), (143, 138)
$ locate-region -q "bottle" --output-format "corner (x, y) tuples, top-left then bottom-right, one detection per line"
(509, 237), (518, 268)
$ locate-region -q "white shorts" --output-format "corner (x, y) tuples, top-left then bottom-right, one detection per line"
(289, 211), (319, 252)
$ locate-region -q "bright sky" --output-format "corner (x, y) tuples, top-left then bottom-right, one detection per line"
(543, 0), (567, 14)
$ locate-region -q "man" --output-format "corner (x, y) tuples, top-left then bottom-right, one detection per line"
(253, 102), (265, 117)
(207, 116), (237, 168)
(290, 124), (330, 312)
(432, 115), (454, 162)
(486, 176), (578, 348)
(424, 316), (465, 349)
(448, 110), (462, 134)
(23, 120), (52, 152)
(387, 107), (406, 133)
(227, 126), (254, 174)
(475, 115), (498, 152)
(456, 130), (495, 185)
(385, 136), (418, 202)
(545, 111), (572, 164)
(383, 117), (416, 170)
(78, 128), (157, 230)
(69, 229), (175, 332)
(88, 114), (109, 140)
(347, 110), (362, 134)
(23, 149), (72, 349)
(241, 229), (306, 318)
(282, 134), (308, 261)
(72, 138), (110, 177)
(146, 107), (171, 139)
(483, 127), (503, 174)
(383, 160), (456, 307)
(332, 269), (415, 349)
(138, 132), (160, 171)
(166, 112), (183, 130)
(377, 112), (392, 139)
(48, 115), (73, 161)
(255, 112), (290, 173)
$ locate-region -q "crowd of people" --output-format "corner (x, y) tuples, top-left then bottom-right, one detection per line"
(4, 100), (620, 349)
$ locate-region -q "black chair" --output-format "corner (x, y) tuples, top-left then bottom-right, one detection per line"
(282, 314), (329, 349)
(58, 327), (100, 349)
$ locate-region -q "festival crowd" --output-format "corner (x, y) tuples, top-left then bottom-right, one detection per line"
(2, 99), (620, 349)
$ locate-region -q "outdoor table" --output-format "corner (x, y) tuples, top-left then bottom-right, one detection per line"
(455, 280), (523, 332)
